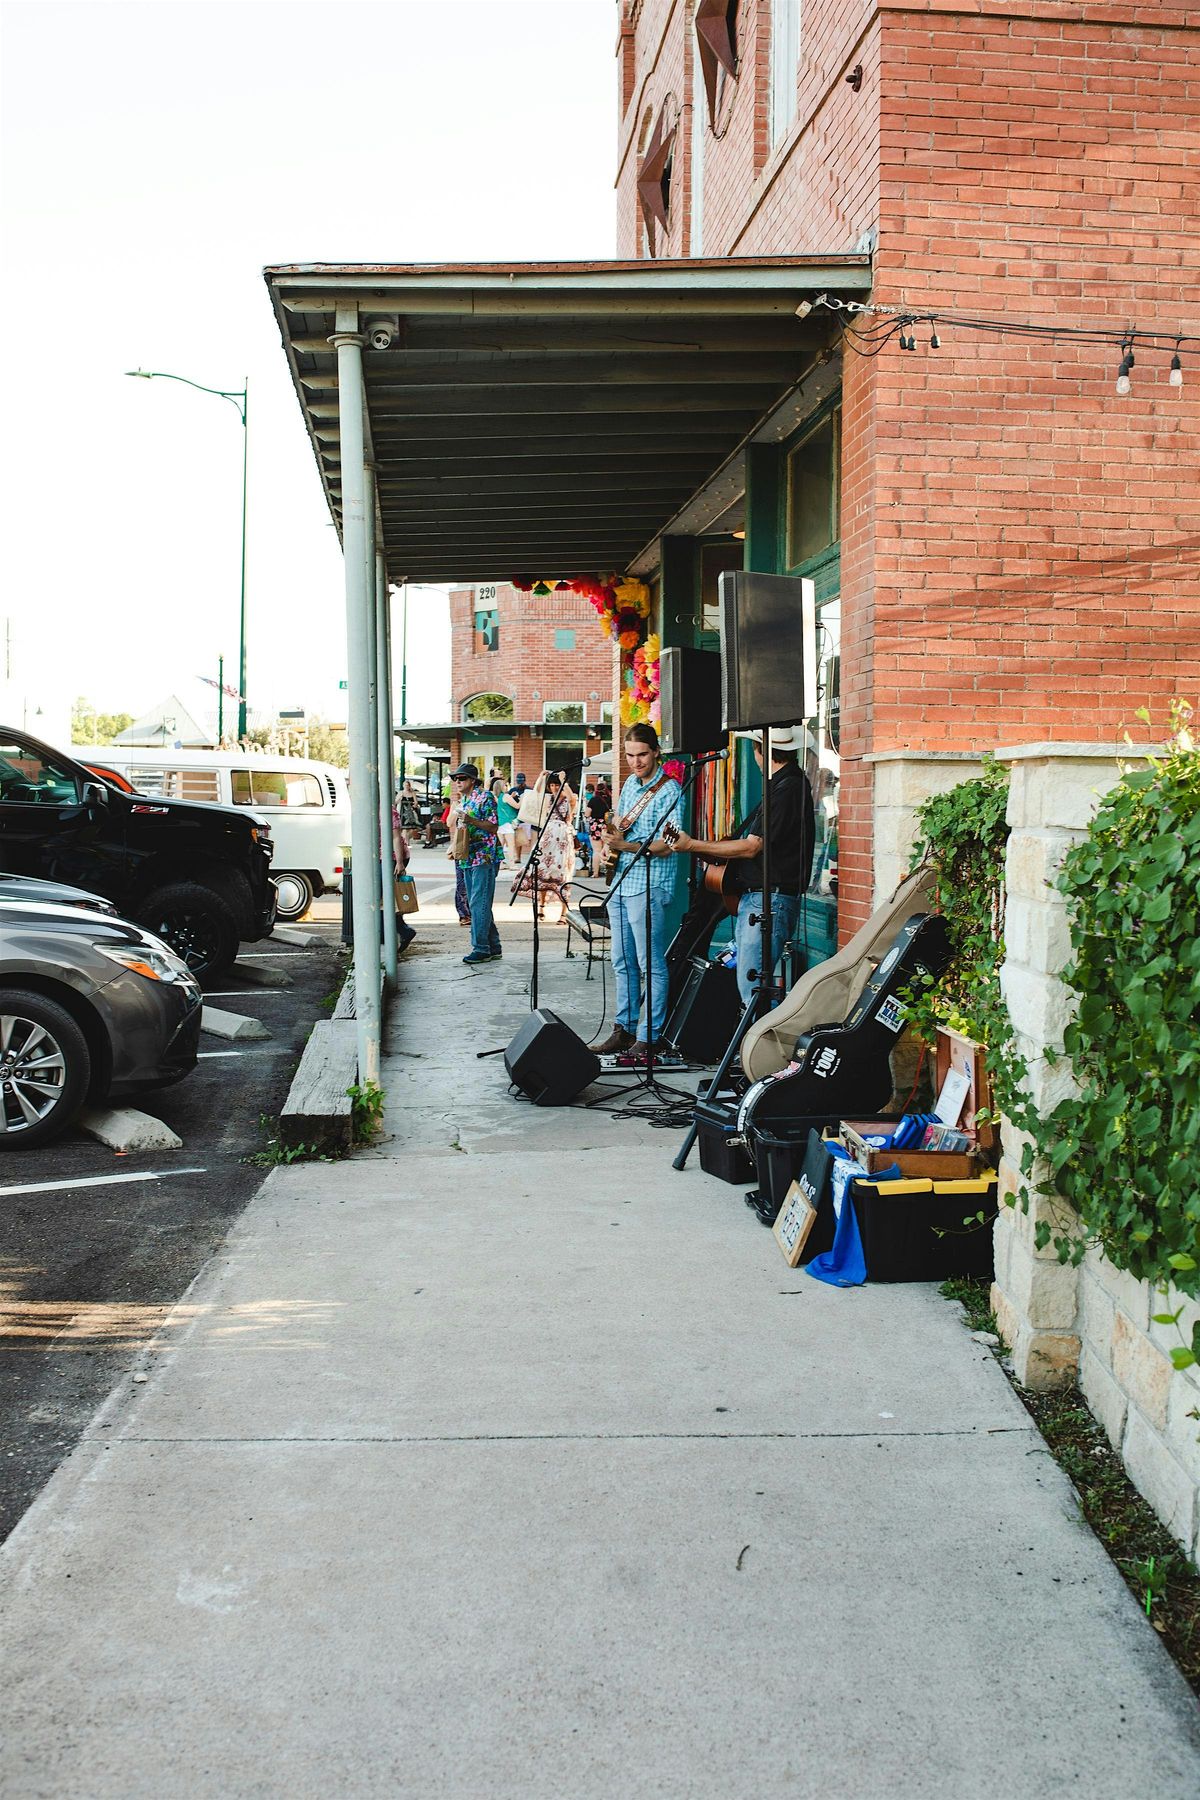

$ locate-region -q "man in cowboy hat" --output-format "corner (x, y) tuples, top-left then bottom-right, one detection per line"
(654, 725), (815, 1008)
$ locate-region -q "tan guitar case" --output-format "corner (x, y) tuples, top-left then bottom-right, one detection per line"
(740, 865), (939, 1082)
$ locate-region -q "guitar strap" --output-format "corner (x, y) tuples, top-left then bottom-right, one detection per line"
(618, 768), (671, 839)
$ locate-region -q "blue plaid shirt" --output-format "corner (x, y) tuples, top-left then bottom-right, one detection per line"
(613, 769), (684, 900)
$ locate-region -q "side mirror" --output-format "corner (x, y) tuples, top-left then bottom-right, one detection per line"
(81, 781), (110, 807)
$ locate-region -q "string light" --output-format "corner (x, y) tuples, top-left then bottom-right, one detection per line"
(806, 293), (1195, 392)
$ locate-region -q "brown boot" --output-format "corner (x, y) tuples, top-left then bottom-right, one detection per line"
(592, 1026), (635, 1056)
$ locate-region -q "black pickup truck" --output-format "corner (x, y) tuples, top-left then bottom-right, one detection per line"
(0, 725), (276, 981)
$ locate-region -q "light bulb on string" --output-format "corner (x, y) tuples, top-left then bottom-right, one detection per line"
(1170, 349), (1183, 388)
(1115, 351), (1132, 397)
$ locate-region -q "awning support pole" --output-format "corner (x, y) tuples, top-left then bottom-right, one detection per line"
(362, 459), (386, 990)
(331, 321), (381, 1087)
(377, 548), (398, 987)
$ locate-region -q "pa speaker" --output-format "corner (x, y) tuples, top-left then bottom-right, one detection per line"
(659, 647), (725, 755)
(664, 956), (742, 1063)
(717, 571), (818, 732)
(504, 1008), (601, 1106)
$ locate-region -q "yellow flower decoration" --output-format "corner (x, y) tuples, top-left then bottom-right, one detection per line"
(641, 632), (661, 664)
(614, 578), (651, 617)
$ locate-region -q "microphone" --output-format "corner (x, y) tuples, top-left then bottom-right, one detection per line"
(691, 747), (730, 763)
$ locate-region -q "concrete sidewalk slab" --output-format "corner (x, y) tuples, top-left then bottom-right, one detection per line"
(3, 909), (1199, 1798)
(4, 1434), (1199, 1799)
(110, 1153), (1024, 1445)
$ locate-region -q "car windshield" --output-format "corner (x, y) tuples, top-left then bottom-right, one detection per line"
(0, 739), (81, 804)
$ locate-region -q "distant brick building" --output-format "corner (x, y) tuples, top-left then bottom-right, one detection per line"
(402, 580), (614, 784)
(618, 0), (1200, 939)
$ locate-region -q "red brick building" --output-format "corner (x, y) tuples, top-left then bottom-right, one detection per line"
(618, 0), (1200, 938)
(401, 580), (614, 784)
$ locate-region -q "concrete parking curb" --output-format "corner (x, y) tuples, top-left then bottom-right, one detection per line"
(271, 926), (318, 947)
(231, 961), (294, 988)
(78, 1108), (183, 1152)
(201, 1006), (273, 1041)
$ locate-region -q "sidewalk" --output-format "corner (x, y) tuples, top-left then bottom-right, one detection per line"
(3, 868), (1199, 1797)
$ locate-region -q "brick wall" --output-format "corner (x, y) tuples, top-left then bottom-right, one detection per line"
(619, 1), (1200, 934)
(448, 581), (614, 778)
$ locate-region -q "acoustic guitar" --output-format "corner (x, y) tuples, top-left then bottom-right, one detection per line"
(659, 820), (739, 916)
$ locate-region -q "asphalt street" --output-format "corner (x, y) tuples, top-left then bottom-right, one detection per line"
(0, 901), (346, 1542)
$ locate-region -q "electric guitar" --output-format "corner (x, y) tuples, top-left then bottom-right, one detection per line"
(659, 820), (739, 915)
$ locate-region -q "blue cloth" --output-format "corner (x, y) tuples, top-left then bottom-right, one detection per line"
(612, 770), (684, 900)
(807, 1144), (904, 1288)
(463, 861), (501, 958)
(608, 888), (671, 1042)
(734, 889), (801, 1007)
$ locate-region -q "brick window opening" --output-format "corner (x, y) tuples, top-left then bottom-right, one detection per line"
(554, 628), (577, 652)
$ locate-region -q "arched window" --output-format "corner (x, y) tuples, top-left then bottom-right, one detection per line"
(462, 693), (514, 722)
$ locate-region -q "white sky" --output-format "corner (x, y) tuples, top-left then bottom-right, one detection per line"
(0, 0), (616, 733)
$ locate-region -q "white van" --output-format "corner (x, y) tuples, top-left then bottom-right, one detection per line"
(75, 746), (350, 921)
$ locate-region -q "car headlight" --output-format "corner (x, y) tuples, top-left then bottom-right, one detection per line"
(94, 943), (196, 985)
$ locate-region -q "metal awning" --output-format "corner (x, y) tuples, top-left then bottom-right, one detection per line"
(395, 720), (607, 743)
(264, 257), (871, 583)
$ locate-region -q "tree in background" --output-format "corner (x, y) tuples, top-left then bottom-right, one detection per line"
(306, 716), (350, 769)
(72, 698), (134, 746)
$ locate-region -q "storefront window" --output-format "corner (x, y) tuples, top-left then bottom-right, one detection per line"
(786, 410), (840, 568)
(542, 701), (585, 723)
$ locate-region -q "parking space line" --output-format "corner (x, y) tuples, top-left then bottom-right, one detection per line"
(0, 1168), (207, 1198)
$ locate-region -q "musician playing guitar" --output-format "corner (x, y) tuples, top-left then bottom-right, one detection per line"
(652, 725), (815, 1009)
(591, 723), (684, 1060)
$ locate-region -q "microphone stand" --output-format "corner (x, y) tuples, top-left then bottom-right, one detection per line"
(673, 724), (781, 1170)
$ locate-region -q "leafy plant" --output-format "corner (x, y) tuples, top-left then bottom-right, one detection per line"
(1040, 707), (1200, 1322)
(244, 1114), (331, 1167)
(905, 759), (1012, 1046)
(347, 1078), (385, 1143)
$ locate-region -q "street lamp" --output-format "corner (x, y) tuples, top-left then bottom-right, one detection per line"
(126, 368), (249, 740)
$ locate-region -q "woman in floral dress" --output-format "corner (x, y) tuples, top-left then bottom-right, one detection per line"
(512, 769), (576, 922)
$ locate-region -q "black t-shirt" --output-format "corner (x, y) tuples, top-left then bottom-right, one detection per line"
(729, 760), (815, 896)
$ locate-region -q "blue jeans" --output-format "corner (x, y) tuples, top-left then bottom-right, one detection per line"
(734, 890), (801, 1007)
(454, 866), (470, 921)
(463, 861), (501, 957)
(608, 888), (670, 1043)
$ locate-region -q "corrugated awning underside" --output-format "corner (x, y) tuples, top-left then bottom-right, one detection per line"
(264, 258), (872, 584)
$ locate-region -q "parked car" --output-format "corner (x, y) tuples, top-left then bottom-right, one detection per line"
(78, 746), (349, 922)
(0, 726), (276, 981)
(0, 896), (203, 1147)
(0, 874), (118, 916)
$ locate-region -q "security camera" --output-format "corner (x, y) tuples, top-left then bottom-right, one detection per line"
(366, 317), (396, 351)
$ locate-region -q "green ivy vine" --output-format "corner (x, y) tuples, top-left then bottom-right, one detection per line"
(1043, 711), (1200, 1347)
(905, 717), (1200, 1374)
(904, 760), (1033, 1147)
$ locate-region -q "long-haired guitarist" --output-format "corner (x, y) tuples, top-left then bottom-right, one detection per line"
(653, 726), (815, 1009)
(591, 723), (684, 1061)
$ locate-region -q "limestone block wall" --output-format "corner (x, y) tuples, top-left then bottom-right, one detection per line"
(990, 745), (1199, 1560)
(868, 751), (985, 904)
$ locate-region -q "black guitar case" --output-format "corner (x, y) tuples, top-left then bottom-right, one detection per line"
(735, 912), (952, 1137)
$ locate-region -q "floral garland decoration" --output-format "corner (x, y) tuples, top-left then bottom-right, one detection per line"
(511, 573), (659, 727)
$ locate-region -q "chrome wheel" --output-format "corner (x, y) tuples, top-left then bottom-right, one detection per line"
(0, 1012), (69, 1135)
(272, 871), (315, 922)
